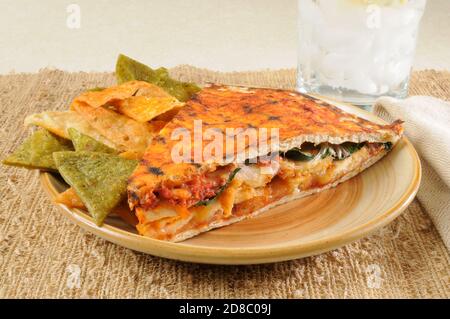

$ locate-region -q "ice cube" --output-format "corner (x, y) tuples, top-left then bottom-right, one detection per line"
(347, 72), (378, 95)
(319, 52), (347, 81)
(385, 59), (412, 87)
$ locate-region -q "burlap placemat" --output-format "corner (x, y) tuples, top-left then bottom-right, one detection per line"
(0, 68), (449, 299)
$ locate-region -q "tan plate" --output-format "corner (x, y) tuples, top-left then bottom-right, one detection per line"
(40, 99), (421, 265)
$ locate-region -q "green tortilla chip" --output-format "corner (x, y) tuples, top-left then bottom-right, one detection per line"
(68, 128), (117, 154)
(53, 151), (137, 225)
(115, 54), (200, 102)
(2, 129), (73, 171)
(116, 54), (164, 85)
(87, 87), (106, 92)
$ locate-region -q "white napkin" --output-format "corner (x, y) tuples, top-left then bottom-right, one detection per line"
(374, 96), (450, 250)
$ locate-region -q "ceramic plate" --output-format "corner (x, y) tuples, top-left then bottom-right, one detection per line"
(40, 99), (421, 265)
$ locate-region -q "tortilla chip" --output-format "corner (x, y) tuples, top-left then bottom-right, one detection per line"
(56, 131), (119, 211)
(126, 82), (175, 99)
(147, 120), (169, 135)
(55, 187), (85, 209)
(24, 111), (117, 149)
(56, 188), (137, 226)
(87, 87), (106, 92)
(53, 151), (138, 225)
(152, 106), (184, 122)
(2, 129), (72, 171)
(116, 54), (167, 87)
(71, 81), (161, 109)
(118, 150), (145, 160)
(115, 54), (201, 102)
(68, 128), (117, 154)
(116, 95), (184, 123)
(72, 102), (153, 152)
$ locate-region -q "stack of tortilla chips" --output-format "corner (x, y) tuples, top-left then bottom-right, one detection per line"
(2, 55), (201, 225)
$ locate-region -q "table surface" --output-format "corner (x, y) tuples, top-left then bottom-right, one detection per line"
(0, 68), (449, 298)
(0, 0), (449, 74)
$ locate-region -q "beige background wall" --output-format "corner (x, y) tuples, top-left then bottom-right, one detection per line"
(0, 0), (448, 73)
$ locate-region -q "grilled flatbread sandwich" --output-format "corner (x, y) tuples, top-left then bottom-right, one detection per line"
(128, 85), (404, 242)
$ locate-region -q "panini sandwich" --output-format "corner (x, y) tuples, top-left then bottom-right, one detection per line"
(127, 86), (403, 241)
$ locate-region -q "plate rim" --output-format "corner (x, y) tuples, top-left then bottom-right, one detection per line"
(39, 100), (422, 265)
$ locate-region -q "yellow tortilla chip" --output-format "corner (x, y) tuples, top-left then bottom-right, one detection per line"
(118, 150), (145, 160)
(55, 187), (85, 209)
(24, 111), (117, 149)
(71, 81), (165, 109)
(72, 80), (183, 122)
(147, 120), (169, 135)
(152, 106), (184, 122)
(72, 102), (153, 152)
(116, 96), (184, 122)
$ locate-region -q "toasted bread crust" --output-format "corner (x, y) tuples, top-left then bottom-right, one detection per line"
(128, 86), (403, 213)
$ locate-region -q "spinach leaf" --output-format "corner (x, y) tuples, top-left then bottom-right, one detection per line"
(281, 147), (315, 161)
(342, 142), (364, 156)
(328, 142), (365, 161)
(384, 142), (393, 151)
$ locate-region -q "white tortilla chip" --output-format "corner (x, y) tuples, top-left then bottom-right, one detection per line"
(24, 111), (118, 149)
(71, 102), (153, 152)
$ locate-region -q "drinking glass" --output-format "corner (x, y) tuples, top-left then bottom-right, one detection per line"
(297, 0), (427, 107)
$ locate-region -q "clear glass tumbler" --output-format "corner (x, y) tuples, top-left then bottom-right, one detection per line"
(297, 0), (427, 107)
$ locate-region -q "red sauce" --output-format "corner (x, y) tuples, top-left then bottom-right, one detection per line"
(140, 169), (231, 209)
